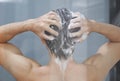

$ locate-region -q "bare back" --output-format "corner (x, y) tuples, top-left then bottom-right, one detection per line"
(1, 42), (120, 81)
(16, 59), (97, 81)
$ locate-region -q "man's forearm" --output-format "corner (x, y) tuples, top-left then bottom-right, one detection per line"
(0, 19), (33, 43)
(88, 20), (120, 42)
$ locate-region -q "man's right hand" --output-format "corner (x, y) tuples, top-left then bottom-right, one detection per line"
(29, 11), (61, 43)
(68, 12), (90, 43)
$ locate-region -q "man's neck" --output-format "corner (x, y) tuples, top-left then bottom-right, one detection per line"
(49, 54), (74, 72)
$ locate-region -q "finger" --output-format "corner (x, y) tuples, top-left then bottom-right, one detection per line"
(47, 20), (62, 29)
(74, 12), (85, 20)
(43, 19), (61, 29)
(42, 33), (55, 40)
(69, 27), (81, 33)
(50, 20), (61, 29)
(68, 22), (81, 29)
(72, 37), (82, 43)
(48, 14), (60, 22)
(69, 31), (83, 38)
(45, 27), (59, 36)
(73, 32), (89, 43)
(70, 17), (81, 23)
(72, 12), (80, 17)
(48, 11), (57, 15)
(47, 11), (60, 21)
(72, 12), (85, 22)
(81, 32), (88, 40)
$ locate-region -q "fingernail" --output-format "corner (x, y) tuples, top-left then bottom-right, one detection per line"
(50, 37), (55, 40)
(68, 25), (71, 30)
(68, 23), (73, 29)
(56, 32), (59, 36)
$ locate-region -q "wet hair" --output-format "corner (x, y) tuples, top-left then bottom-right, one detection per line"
(45, 8), (79, 60)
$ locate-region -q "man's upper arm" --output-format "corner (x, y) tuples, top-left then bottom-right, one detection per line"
(0, 43), (40, 79)
(97, 42), (120, 69)
(84, 42), (120, 77)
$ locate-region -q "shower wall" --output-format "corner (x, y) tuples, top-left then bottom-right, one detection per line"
(0, 0), (109, 81)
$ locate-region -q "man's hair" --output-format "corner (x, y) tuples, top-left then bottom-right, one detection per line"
(45, 8), (76, 60)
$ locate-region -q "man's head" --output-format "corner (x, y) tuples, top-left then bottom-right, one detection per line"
(45, 8), (76, 60)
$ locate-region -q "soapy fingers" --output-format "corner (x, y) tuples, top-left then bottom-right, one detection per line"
(68, 12), (90, 42)
(31, 11), (61, 42)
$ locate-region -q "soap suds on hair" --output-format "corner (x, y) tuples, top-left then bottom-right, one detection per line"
(46, 8), (87, 73)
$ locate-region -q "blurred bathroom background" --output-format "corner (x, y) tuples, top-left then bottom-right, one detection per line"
(0, 0), (119, 81)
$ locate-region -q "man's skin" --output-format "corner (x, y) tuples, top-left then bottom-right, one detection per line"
(0, 11), (120, 81)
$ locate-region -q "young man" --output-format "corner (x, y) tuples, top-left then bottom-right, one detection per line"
(0, 11), (120, 81)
